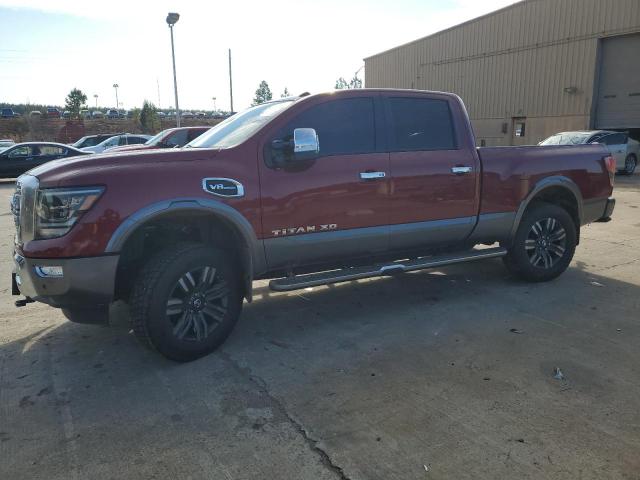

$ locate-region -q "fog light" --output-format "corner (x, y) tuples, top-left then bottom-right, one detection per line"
(34, 266), (64, 278)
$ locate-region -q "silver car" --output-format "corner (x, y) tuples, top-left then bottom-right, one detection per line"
(539, 130), (638, 175)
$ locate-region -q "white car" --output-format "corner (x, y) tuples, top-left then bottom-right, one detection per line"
(81, 134), (152, 153)
(539, 130), (639, 175)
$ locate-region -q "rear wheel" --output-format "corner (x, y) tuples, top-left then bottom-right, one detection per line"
(503, 202), (576, 282)
(623, 154), (637, 175)
(130, 242), (243, 361)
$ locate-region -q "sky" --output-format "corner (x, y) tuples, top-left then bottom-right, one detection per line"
(0, 0), (519, 112)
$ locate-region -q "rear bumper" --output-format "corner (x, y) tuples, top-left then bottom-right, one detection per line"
(583, 196), (615, 224)
(596, 197), (616, 222)
(12, 253), (119, 309)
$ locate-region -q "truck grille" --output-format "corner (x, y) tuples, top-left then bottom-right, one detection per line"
(12, 175), (38, 246)
(11, 181), (22, 243)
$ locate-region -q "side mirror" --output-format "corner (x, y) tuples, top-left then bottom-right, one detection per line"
(292, 128), (319, 161)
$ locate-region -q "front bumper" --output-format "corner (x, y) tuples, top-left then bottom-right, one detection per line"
(12, 252), (119, 309)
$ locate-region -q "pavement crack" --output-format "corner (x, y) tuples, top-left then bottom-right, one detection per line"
(218, 351), (351, 480)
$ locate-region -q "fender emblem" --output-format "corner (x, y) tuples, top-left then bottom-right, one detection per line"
(202, 178), (245, 198)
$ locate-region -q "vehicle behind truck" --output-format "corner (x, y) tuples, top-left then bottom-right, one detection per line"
(11, 89), (615, 361)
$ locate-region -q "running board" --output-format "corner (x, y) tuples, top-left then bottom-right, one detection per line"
(269, 247), (507, 292)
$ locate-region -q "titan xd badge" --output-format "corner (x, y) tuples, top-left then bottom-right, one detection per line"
(202, 178), (245, 198)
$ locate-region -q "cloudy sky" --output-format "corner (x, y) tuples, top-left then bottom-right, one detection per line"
(0, 0), (518, 111)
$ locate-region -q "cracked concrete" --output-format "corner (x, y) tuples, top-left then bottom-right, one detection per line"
(219, 351), (351, 480)
(1, 174), (640, 479)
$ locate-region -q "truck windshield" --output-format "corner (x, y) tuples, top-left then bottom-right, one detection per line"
(186, 100), (294, 149)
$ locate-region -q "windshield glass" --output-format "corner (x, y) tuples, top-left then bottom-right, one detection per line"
(539, 132), (591, 145)
(145, 130), (169, 145)
(187, 100), (294, 149)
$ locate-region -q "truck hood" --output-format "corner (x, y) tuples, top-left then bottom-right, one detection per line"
(28, 148), (222, 187)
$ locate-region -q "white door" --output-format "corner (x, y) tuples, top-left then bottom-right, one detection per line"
(601, 132), (628, 169)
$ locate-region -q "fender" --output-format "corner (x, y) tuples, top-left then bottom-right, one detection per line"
(510, 175), (583, 240)
(105, 198), (266, 301)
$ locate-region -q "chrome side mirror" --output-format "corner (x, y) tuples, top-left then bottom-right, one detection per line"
(293, 128), (319, 160)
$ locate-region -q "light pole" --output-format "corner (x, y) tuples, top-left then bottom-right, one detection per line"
(93, 94), (98, 108)
(212, 96), (217, 112)
(166, 12), (181, 127)
(112, 83), (119, 110)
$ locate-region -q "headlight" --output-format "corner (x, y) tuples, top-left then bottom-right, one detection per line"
(35, 187), (104, 239)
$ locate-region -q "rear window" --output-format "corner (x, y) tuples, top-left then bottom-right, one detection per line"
(388, 97), (456, 151)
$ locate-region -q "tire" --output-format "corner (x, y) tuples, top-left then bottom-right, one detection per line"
(503, 202), (577, 282)
(623, 154), (637, 175)
(130, 242), (243, 362)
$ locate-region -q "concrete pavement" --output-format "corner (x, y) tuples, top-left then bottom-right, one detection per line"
(1, 176), (639, 479)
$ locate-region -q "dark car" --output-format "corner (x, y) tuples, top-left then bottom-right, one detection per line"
(106, 126), (210, 152)
(1, 108), (18, 118)
(0, 142), (89, 178)
(71, 134), (125, 149)
(46, 108), (61, 119)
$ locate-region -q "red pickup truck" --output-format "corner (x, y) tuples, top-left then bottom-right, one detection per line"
(11, 89), (616, 361)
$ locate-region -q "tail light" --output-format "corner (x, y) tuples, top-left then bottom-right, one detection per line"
(604, 155), (616, 187)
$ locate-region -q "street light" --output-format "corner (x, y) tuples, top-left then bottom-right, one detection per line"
(93, 94), (98, 108)
(166, 12), (181, 127)
(112, 83), (119, 110)
(212, 96), (217, 112)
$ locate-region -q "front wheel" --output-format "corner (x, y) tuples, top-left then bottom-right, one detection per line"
(503, 203), (577, 282)
(130, 242), (243, 362)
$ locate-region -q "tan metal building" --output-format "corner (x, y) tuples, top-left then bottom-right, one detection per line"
(364, 0), (640, 146)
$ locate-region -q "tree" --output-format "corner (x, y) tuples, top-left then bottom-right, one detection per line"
(64, 88), (87, 120)
(335, 77), (349, 90)
(253, 81), (273, 105)
(281, 87), (291, 98)
(349, 75), (363, 89)
(139, 100), (160, 134)
(335, 76), (363, 90)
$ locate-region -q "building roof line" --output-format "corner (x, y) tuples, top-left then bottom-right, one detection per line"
(363, 0), (534, 61)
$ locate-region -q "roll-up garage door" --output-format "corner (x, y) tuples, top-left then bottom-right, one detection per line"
(595, 34), (640, 129)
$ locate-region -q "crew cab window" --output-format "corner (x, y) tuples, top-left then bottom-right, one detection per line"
(388, 97), (456, 151)
(166, 130), (188, 147)
(279, 98), (376, 156)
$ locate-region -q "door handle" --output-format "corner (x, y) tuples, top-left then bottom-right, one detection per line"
(451, 166), (473, 175)
(359, 171), (386, 180)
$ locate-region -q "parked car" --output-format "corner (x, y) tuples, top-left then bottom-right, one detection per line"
(46, 107), (61, 118)
(81, 109), (90, 119)
(0, 138), (16, 148)
(157, 111), (166, 118)
(106, 109), (119, 119)
(539, 130), (639, 175)
(195, 112), (206, 118)
(62, 111), (71, 119)
(91, 111), (104, 119)
(181, 111), (194, 119)
(0, 142), (89, 177)
(81, 134), (152, 153)
(1, 108), (18, 118)
(10, 89), (616, 361)
(71, 134), (124, 149)
(106, 127), (210, 152)
(29, 111), (42, 118)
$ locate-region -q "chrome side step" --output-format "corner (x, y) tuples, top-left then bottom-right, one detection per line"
(269, 247), (507, 292)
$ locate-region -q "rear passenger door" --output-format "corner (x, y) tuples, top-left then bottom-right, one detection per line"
(384, 94), (480, 251)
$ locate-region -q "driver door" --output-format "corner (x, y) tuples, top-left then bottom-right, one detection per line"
(258, 95), (390, 270)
